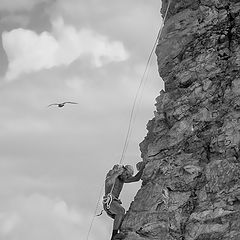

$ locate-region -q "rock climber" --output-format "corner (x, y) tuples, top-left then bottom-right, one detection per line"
(103, 162), (146, 240)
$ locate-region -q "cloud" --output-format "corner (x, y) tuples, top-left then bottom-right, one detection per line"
(0, 14), (30, 28)
(50, 0), (161, 59)
(2, 17), (129, 80)
(0, 194), (109, 240)
(0, 213), (20, 235)
(0, 0), (47, 12)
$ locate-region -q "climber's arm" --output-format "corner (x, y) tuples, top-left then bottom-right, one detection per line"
(124, 162), (146, 183)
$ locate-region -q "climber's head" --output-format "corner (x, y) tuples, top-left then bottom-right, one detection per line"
(121, 165), (134, 180)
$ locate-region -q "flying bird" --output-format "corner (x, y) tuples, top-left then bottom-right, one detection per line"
(48, 102), (78, 108)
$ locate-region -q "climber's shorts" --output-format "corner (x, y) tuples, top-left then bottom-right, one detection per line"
(103, 194), (123, 219)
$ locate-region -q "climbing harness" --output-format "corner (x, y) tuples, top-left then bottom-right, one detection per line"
(86, 1), (172, 239)
(103, 193), (113, 210)
(95, 193), (113, 217)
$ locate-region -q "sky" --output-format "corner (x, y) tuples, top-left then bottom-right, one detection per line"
(0, 0), (164, 239)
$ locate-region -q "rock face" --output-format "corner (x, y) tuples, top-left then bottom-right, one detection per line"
(121, 0), (240, 239)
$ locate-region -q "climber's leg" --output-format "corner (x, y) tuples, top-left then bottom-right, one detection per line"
(108, 200), (125, 239)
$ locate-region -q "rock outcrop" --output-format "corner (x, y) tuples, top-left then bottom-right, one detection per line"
(121, 0), (240, 239)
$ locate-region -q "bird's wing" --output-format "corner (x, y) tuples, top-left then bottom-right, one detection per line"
(64, 102), (78, 104)
(48, 103), (58, 107)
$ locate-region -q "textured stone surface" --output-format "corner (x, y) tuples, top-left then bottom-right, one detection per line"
(121, 0), (240, 239)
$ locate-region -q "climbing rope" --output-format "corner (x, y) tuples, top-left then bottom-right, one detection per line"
(86, 1), (172, 239)
(119, 0), (172, 165)
(86, 183), (104, 240)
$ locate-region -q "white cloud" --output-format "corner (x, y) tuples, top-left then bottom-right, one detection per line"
(0, 0), (47, 12)
(0, 194), (109, 240)
(2, 17), (129, 80)
(2, 29), (58, 80)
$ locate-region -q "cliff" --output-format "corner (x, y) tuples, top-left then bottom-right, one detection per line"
(121, 0), (240, 239)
